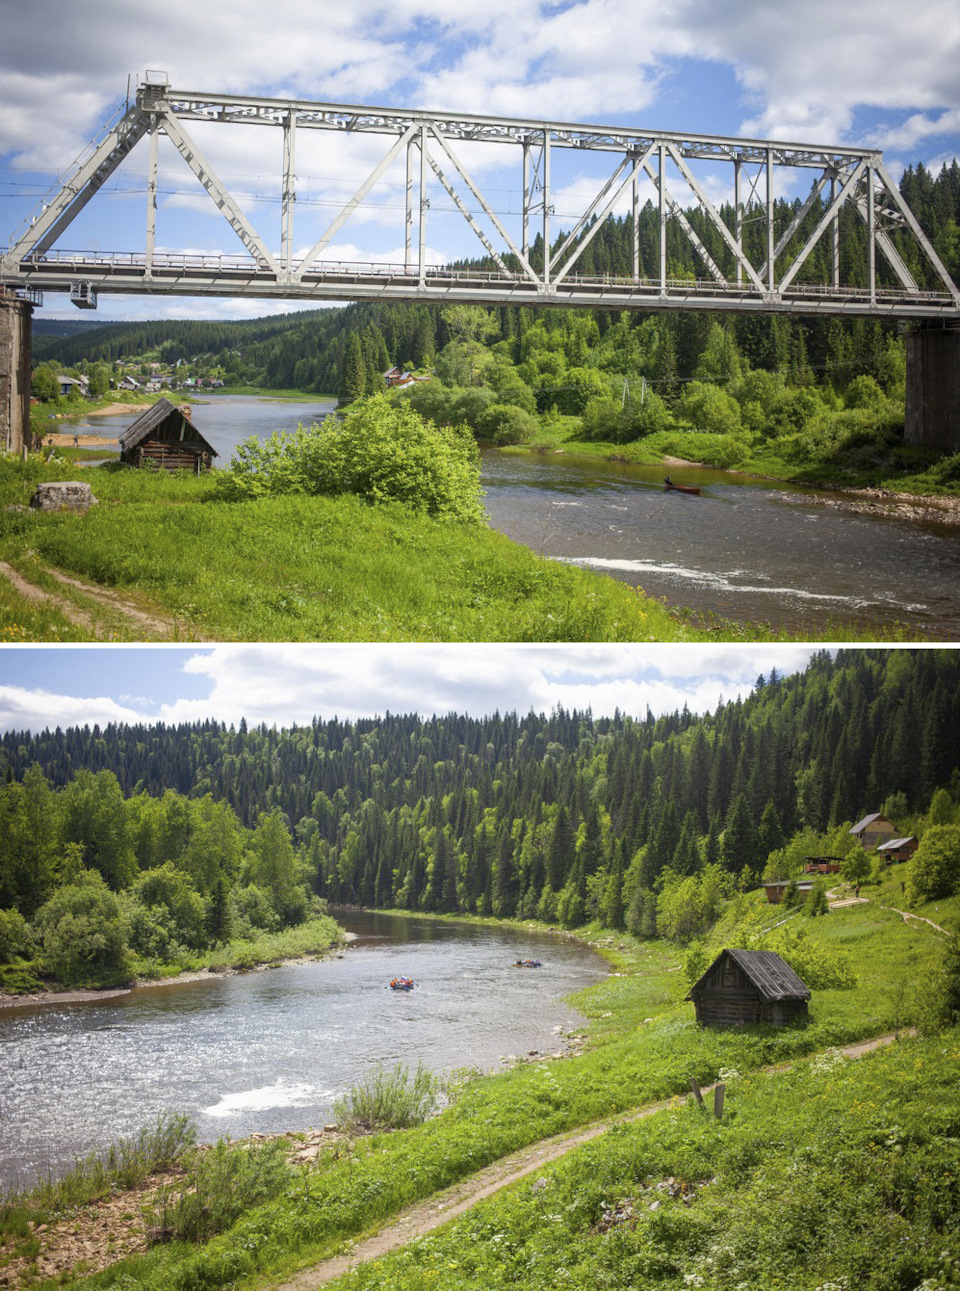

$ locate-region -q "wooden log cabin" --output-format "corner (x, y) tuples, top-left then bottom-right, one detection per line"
(119, 398), (217, 473)
(685, 948), (810, 1028)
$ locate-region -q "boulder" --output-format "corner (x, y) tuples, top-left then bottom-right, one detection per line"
(29, 481), (98, 512)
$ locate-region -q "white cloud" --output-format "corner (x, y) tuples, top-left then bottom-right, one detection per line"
(147, 643), (818, 729)
(0, 685), (146, 733)
(0, 645), (824, 735)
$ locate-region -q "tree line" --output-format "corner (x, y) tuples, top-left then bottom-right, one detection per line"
(1, 649), (957, 978)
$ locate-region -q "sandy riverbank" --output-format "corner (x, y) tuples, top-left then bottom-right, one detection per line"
(43, 433), (119, 448)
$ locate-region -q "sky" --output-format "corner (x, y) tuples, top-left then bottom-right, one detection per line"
(0, 644), (827, 734)
(1, 0), (958, 322)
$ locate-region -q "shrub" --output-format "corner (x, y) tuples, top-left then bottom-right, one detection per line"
(0, 908), (34, 963)
(34, 870), (128, 982)
(215, 395), (486, 525)
(803, 878), (830, 917)
(677, 381), (742, 435)
(334, 1062), (442, 1133)
(580, 396), (622, 442)
(844, 373), (885, 410)
(149, 1137), (291, 1244)
(477, 403), (540, 445)
(906, 825), (960, 903)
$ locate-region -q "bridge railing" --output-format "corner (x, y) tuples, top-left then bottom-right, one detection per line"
(8, 249), (957, 309)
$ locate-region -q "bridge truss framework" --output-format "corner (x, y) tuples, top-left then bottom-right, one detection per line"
(2, 72), (958, 319)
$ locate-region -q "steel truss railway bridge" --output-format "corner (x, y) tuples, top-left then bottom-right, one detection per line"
(2, 72), (959, 451)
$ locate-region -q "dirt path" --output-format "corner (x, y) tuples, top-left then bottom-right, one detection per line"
(0, 560), (208, 641)
(268, 1031), (907, 1290)
(884, 906), (954, 936)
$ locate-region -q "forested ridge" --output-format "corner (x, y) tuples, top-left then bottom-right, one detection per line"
(1, 650), (958, 982)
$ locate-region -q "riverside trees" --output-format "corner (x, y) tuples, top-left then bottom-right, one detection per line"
(0, 778), (322, 989)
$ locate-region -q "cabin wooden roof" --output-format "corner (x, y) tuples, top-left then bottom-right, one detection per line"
(685, 949), (811, 1003)
(118, 397), (217, 456)
(850, 812), (891, 835)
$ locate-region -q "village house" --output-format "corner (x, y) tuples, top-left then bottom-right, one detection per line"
(57, 374), (89, 398)
(762, 878), (815, 905)
(876, 836), (919, 864)
(850, 813), (898, 851)
(118, 398), (217, 473)
(685, 948), (811, 1027)
(383, 366), (429, 390)
(802, 856), (844, 874)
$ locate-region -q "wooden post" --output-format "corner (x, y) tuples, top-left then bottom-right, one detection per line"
(714, 1083), (725, 1120)
(689, 1076), (703, 1106)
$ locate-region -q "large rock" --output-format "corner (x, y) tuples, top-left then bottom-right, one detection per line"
(29, 481), (98, 512)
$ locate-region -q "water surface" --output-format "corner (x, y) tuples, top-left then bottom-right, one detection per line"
(481, 451), (960, 639)
(0, 912), (604, 1190)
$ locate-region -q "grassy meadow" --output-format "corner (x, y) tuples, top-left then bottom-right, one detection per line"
(3, 880), (954, 1291)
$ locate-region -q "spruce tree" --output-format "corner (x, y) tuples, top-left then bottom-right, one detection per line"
(340, 332), (366, 402)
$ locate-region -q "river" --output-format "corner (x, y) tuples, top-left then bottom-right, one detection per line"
(68, 394), (960, 639)
(0, 912), (605, 1192)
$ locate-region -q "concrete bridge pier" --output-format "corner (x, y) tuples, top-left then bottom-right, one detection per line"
(0, 290), (33, 456)
(904, 323), (960, 453)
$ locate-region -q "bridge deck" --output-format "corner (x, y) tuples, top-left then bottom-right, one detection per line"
(5, 253), (958, 318)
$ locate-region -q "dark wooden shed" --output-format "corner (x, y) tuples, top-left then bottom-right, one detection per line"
(685, 948), (810, 1028)
(118, 398), (217, 473)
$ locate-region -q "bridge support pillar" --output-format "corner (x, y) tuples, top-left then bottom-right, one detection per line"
(904, 324), (960, 453)
(0, 290), (33, 456)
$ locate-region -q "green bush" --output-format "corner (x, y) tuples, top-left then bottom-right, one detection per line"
(906, 825), (960, 902)
(215, 395), (486, 525)
(34, 869), (129, 983)
(844, 373), (885, 410)
(0, 907), (34, 963)
(477, 402), (540, 445)
(677, 381), (742, 435)
(334, 1061), (443, 1133)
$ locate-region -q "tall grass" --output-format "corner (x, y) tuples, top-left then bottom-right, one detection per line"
(0, 1112), (196, 1236)
(147, 1138), (291, 1245)
(0, 488), (733, 642)
(334, 1062), (443, 1133)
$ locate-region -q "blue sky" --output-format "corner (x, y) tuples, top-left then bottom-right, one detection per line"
(0, 644), (825, 733)
(1, 0), (958, 322)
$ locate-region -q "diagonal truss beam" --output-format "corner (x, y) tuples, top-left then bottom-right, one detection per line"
(8, 102), (150, 261)
(159, 111), (279, 274)
(553, 144), (657, 286)
(293, 123), (418, 279)
(778, 161), (867, 292)
(641, 158), (727, 285)
(872, 161), (960, 304)
(665, 144), (767, 293)
(423, 126), (540, 284)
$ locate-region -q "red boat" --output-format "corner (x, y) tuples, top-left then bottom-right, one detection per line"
(663, 479), (701, 495)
